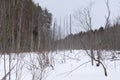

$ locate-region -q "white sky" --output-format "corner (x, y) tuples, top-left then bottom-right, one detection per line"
(33, 0), (120, 34)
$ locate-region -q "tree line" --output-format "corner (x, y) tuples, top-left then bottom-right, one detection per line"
(55, 22), (120, 50)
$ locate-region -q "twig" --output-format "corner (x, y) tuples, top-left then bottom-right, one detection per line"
(1, 64), (16, 80)
(55, 61), (90, 77)
(65, 61), (90, 77)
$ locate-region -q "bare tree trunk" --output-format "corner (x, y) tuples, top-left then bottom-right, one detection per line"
(31, 17), (34, 51)
(38, 13), (41, 51)
(9, 54), (11, 80)
(66, 17), (69, 50)
(59, 17), (61, 40)
(4, 55), (6, 80)
(52, 20), (56, 50)
(90, 49), (94, 65)
(70, 15), (72, 53)
(17, 1), (23, 52)
(8, 0), (11, 79)
(96, 50), (101, 66)
(12, 0), (15, 53)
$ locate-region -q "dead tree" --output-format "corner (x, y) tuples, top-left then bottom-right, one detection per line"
(69, 15), (72, 53)
(74, 3), (94, 65)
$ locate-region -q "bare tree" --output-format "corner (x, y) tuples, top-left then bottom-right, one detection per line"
(74, 3), (93, 31)
(74, 3), (94, 65)
(74, 2), (108, 76)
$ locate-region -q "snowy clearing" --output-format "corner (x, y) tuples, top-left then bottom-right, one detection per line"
(0, 50), (120, 80)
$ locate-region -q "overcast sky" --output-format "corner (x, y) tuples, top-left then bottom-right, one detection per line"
(33, 0), (120, 34)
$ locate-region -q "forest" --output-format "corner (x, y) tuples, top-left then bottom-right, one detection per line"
(1, 0), (120, 53)
(56, 24), (120, 50)
(0, 0), (120, 80)
(0, 0), (52, 53)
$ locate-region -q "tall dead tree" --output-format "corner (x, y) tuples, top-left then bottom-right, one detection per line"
(70, 15), (72, 53)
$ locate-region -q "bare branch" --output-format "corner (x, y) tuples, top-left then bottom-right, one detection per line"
(1, 64), (16, 80)
(74, 2), (93, 31)
(105, 0), (111, 28)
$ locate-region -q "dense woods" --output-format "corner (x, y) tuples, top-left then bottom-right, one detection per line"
(0, 0), (120, 52)
(55, 22), (120, 50)
(0, 0), (52, 53)
(1, 0), (119, 53)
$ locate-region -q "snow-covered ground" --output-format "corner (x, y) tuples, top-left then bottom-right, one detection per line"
(0, 50), (120, 80)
